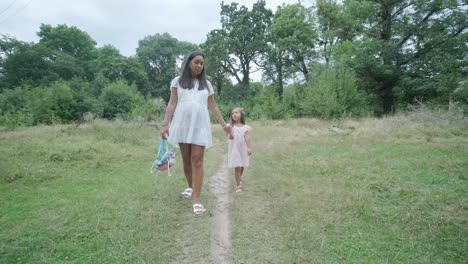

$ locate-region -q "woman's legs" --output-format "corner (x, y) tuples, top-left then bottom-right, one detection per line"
(190, 144), (205, 205)
(179, 143), (193, 188)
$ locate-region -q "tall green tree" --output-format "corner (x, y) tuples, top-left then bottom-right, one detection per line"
(136, 33), (197, 100)
(93, 45), (150, 97)
(345, 0), (467, 113)
(0, 36), (29, 90)
(267, 3), (317, 96)
(204, 0), (273, 94)
(316, 0), (369, 65)
(201, 31), (232, 96)
(2, 43), (59, 88)
(37, 24), (98, 81)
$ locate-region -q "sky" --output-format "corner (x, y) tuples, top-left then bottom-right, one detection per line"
(0, 0), (309, 57)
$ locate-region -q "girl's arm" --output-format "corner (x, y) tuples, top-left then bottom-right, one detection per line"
(161, 88), (178, 138)
(208, 95), (231, 135)
(245, 130), (252, 155)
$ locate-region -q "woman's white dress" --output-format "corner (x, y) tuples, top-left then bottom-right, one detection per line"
(167, 76), (215, 148)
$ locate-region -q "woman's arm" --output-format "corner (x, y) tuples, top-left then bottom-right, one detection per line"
(208, 95), (231, 134)
(161, 88), (178, 138)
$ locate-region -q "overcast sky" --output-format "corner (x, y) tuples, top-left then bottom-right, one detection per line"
(0, 0), (309, 57)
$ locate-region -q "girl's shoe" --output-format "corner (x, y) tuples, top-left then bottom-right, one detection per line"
(193, 203), (206, 216)
(181, 187), (192, 198)
(235, 186), (242, 193)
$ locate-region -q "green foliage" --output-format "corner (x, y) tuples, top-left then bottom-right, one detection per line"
(204, 0), (273, 89)
(250, 86), (290, 120)
(37, 24), (97, 62)
(100, 80), (140, 119)
(2, 43), (59, 88)
(282, 83), (307, 117)
(93, 45), (151, 97)
(136, 33), (198, 100)
(2, 2), (467, 127)
(453, 79), (468, 106)
(302, 65), (366, 119)
(0, 111), (33, 128)
(268, 3), (316, 88)
(130, 97), (166, 122)
(0, 79), (101, 127)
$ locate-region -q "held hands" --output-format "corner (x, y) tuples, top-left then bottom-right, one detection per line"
(222, 123), (232, 135)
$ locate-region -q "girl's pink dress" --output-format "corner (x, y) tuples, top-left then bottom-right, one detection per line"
(228, 125), (251, 168)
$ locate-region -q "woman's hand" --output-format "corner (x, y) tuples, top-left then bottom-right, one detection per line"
(223, 123), (232, 135)
(247, 148), (252, 155)
(161, 124), (169, 139)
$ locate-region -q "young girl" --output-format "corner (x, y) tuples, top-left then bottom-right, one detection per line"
(161, 51), (231, 216)
(227, 108), (252, 193)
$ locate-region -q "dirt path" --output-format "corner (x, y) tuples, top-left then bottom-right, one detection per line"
(209, 156), (233, 263)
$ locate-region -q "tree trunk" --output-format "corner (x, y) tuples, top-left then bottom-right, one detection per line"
(276, 50), (284, 98)
(380, 1), (396, 114)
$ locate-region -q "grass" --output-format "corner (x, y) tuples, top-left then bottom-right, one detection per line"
(230, 114), (468, 263)
(1, 111), (467, 263)
(0, 120), (221, 263)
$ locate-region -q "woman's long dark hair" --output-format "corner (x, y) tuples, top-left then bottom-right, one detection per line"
(178, 51), (208, 90)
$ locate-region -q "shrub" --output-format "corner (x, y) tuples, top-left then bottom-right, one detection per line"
(302, 65), (367, 119)
(100, 80), (139, 119)
(131, 97), (166, 121)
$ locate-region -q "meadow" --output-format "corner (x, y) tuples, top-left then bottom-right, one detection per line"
(1, 109), (467, 263)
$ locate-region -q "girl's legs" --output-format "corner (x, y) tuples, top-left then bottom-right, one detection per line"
(235, 167), (244, 187)
(190, 144), (205, 205)
(179, 143), (193, 188)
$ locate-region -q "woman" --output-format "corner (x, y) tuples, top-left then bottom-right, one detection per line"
(161, 51), (231, 216)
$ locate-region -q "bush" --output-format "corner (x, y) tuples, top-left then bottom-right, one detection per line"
(100, 80), (140, 119)
(130, 97), (166, 121)
(0, 111), (33, 128)
(302, 65), (367, 119)
(250, 86), (290, 120)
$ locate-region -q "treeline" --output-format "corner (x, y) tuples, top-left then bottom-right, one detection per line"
(0, 0), (466, 127)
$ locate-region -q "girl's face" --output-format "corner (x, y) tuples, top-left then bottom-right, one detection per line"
(189, 55), (204, 77)
(231, 109), (242, 123)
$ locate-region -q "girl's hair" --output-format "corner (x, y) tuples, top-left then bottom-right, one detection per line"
(230, 107), (246, 125)
(178, 51), (208, 90)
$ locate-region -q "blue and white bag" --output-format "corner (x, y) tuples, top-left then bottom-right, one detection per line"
(150, 139), (176, 176)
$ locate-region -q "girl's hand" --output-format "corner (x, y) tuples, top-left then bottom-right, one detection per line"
(247, 148), (252, 155)
(161, 125), (169, 139)
(228, 133), (234, 140)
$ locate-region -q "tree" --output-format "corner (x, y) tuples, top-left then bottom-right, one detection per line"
(2, 43), (59, 88)
(201, 30), (232, 96)
(37, 24), (97, 62)
(346, 0), (467, 113)
(37, 24), (98, 81)
(93, 45), (151, 97)
(267, 3), (317, 96)
(204, 0), (273, 94)
(0, 35), (29, 90)
(136, 33), (197, 100)
(316, 0), (369, 65)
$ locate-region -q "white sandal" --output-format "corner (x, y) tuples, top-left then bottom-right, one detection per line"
(193, 203), (206, 216)
(235, 186), (242, 193)
(181, 187), (192, 198)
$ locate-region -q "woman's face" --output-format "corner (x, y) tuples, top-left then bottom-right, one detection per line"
(189, 55), (204, 77)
